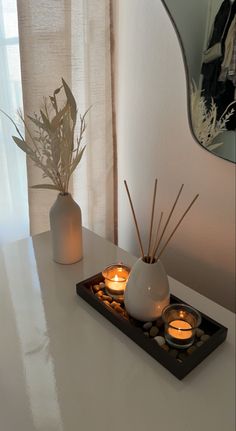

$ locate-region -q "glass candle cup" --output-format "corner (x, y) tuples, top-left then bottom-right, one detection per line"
(102, 264), (130, 297)
(162, 303), (202, 349)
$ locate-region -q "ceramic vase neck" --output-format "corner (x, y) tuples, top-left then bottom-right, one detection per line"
(141, 256), (159, 265)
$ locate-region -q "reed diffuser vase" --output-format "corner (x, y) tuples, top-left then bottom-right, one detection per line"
(124, 257), (170, 321)
(123, 179), (199, 322)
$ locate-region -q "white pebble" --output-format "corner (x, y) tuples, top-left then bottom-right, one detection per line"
(154, 336), (165, 346)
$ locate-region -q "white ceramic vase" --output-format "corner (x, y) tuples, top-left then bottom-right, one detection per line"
(124, 257), (170, 321)
(49, 193), (83, 264)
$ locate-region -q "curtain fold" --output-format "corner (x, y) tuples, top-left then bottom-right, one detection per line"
(17, 0), (115, 242)
(0, 0), (29, 246)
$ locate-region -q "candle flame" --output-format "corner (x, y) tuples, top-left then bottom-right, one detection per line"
(114, 274), (119, 281)
(168, 319), (193, 340)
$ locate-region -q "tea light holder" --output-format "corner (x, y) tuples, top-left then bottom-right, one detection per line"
(162, 303), (202, 349)
(102, 264), (130, 297)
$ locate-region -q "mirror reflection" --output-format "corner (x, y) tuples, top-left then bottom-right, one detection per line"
(163, 0), (236, 163)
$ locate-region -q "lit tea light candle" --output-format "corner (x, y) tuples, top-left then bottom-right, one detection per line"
(162, 303), (201, 349)
(168, 320), (193, 340)
(102, 264), (130, 297)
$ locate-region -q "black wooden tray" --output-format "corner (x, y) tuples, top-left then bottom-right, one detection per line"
(76, 273), (228, 380)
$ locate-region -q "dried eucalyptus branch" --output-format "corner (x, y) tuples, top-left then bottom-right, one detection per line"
(190, 81), (234, 151)
(1, 78), (89, 194)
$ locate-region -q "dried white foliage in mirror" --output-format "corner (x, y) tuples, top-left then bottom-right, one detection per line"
(190, 81), (234, 151)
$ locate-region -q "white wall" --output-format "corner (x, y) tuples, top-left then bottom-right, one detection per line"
(164, 0), (207, 84)
(113, 0), (235, 312)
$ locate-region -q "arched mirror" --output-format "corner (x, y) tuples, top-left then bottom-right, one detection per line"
(162, 0), (236, 163)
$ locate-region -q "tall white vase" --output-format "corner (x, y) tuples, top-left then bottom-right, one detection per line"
(124, 257), (170, 321)
(49, 193), (83, 264)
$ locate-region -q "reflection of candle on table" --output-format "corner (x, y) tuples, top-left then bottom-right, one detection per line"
(168, 320), (193, 340)
(102, 265), (130, 296)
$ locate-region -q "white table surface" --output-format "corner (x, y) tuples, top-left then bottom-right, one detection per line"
(0, 228), (235, 431)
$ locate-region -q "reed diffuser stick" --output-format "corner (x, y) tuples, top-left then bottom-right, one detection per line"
(153, 183), (184, 258)
(155, 194), (199, 261)
(124, 180), (145, 258)
(147, 179), (158, 258)
(150, 211), (163, 263)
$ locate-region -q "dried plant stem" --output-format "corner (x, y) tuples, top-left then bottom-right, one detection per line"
(17, 110), (40, 156)
(1, 79), (88, 194)
(150, 211), (163, 263)
(147, 178), (158, 258)
(155, 194), (199, 261)
(153, 183), (184, 258)
(124, 180), (144, 258)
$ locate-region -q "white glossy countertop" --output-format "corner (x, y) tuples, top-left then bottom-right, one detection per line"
(0, 229), (235, 431)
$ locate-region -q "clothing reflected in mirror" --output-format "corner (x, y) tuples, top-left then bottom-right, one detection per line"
(202, 2), (235, 130)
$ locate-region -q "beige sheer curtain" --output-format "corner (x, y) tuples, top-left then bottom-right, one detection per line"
(17, 0), (115, 242)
